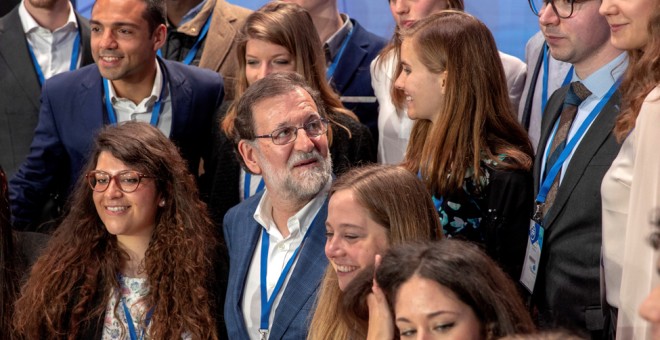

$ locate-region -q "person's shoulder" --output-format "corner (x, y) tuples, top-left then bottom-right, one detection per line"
(349, 18), (387, 46)
(217, 0), (252, 19)
(164, 59), (223, 85)
(43, 64), (99, 91)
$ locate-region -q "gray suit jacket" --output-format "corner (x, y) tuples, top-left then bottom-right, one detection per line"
(532, 85), (622, 335)
(0, 6), (93, 177)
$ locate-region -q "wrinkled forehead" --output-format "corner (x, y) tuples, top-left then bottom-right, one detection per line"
(251, 87), (320, 131)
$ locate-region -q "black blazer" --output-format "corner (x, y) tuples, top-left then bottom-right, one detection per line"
(0, 6), (94, 177)
(532, 85), (622, 334)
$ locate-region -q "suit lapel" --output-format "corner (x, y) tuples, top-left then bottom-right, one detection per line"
(78, 67), (106, 133)
(232, 214), (261, 336)
(270, 200), (329, 339)
(198, 0), (237, 71)
(331, 21), (368, 94)
(543, 92), (620, 229)
(161, 59), (191, 140)
(0, 9), (41, 109)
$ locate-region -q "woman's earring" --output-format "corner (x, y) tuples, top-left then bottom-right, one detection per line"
(159, 200), (166, 207)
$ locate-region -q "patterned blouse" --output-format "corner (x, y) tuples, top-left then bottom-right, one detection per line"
(432, 157), (533, 280)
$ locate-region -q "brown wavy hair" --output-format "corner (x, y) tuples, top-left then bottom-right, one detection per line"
(375, 240), (535, 339)
(614, 10), (660, 141)
(308, 164), (438, 340)
(13, 122), (219, 339)
(0, 167), (18, 340)
(399, 11), (533, 195)
(376, 0), (465, 109)
(221, 1), (357, 142)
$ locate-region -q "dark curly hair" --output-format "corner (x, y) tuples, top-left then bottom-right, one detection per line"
(13, 122), (219, 339)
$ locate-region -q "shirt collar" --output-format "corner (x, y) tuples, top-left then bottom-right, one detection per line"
(179, 0), (209, 27)
(19, 0), (78, 34)
(573, 52), (628, 99)
(108, 60), (163, 106)
(324, 13), (353, 64)
(254, 178), (331, 238)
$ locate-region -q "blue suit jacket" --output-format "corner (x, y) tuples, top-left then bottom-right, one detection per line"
(332, 19), (386, 142)
(223, 191), (328, 339)
(9, 58), (224, 229)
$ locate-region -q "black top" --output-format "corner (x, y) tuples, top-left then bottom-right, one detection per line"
(433, 159), (533, 282)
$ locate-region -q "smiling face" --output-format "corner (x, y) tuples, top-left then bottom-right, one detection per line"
(394, 275), (482, 339)
(599, 0), (656, 50)
(325, 189), (389, 291)
(389, 0), (450, 29)
(93, 151), (160, 242)
(245, 39), (297, 86)
(238, 87), (332, 202)
(394, 38), (446, 123)
(538, 0), (613, 68)
(90, 0), (165, 86)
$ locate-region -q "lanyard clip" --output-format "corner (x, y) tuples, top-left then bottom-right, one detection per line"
(259, 329), (269, 340)
(532, 202), (544, 224)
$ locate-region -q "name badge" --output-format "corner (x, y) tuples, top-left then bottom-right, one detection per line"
(520, 220), (544, 293)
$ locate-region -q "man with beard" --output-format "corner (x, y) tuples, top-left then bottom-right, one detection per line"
(223, 72), (333, 340)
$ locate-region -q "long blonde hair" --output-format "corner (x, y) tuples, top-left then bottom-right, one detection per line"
(614, 9), (660, 141)
(400, 11), (532, 196)
(307, 165), (438, 339)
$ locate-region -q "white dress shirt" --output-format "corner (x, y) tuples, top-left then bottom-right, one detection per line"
(18, 0), (80, 80)
(106, 61), (173, 137)
(241, 181), (330, 340)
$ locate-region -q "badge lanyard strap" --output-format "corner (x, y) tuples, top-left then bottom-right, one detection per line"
(259, 211), (320, 337)
(536, 79), (621, 207)
(244, 173), (266, 200)
(157, 16), (211, 66)
(27, 32), (81, 86)
(103, 64), (166, 126)
(121, 297), (154, 340)
(117, 273), (154, 340)
(325, 28), (354, 81)
(541, 43), (574, 114)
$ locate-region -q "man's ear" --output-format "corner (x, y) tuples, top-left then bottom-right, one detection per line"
(152, 24), (167, 51)
(238, 140), (263, 175)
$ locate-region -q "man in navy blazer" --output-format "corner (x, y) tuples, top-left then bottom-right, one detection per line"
(223, 72), (332, 339)
(284, 0), (386, 142)
(9, 0), (223, 231)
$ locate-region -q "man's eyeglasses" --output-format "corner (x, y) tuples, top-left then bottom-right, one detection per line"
(254, 118), (329, 145)
(528, 0), (579, 19)
(86, 170), (155, 193)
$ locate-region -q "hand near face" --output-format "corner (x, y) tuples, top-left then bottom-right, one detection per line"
(366, 254), (395, 340)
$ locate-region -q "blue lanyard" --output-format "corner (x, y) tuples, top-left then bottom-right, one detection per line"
(103, 64), (166, 126)
(326, 28), (354, 81)
(244, 172), (265, 200)
(541, 43), (573, 114)
(157, 16), (211, 65)
(27, 32), (81, 86)
(121, 297), (154, 340)
(259, 211), (320, 336)
(537, 79), (621, 206)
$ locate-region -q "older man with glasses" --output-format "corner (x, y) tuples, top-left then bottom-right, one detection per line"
(519, 0), (627, 339)
(221, 72), (333, 340)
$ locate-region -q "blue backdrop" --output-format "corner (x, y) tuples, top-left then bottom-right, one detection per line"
(75, 0), (540, 60)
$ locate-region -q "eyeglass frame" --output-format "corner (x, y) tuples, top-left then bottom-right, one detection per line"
(253, 117), (329, 145)
(528, 0), (579, 19)
(85, 170), (156, 193)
